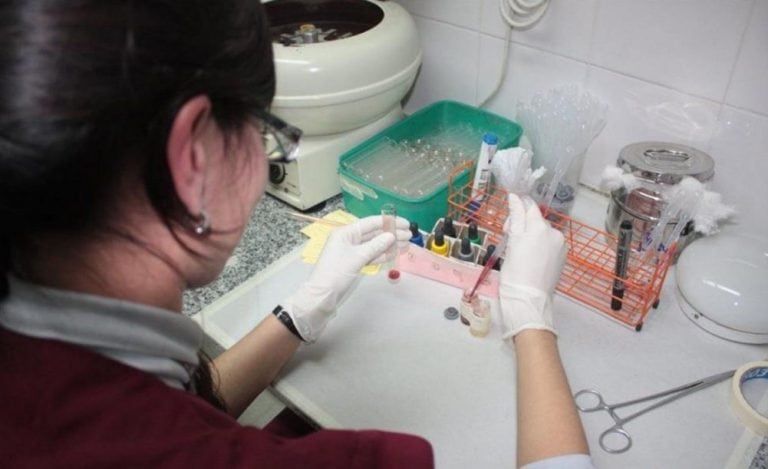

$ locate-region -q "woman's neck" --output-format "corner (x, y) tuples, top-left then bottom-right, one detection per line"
(14, 230), (187, 312)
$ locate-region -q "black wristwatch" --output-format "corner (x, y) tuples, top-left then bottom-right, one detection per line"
(272, 305), (305, 342)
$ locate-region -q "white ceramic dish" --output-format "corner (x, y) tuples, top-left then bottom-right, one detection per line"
(676, 232), (768, 344)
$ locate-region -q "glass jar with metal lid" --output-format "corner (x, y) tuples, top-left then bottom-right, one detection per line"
(605, 142), (715, 258)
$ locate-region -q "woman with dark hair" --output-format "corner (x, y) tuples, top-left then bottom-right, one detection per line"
(0, 1), (427, 466)
(0, 1), (590, 467)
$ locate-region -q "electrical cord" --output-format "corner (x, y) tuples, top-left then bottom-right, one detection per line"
(500, 0), (550, 28)
(477, 0), (550, 107)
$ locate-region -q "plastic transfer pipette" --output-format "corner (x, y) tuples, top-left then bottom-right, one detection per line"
(467, 234), (507, 298)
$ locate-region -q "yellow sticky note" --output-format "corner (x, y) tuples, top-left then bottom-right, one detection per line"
(299, 210), (382, 276)
(361, 264), (381, 275)
(300, 222), (330, 239)
(324, 210), (358, 225)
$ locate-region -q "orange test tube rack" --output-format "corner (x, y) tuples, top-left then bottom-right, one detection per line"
(446, 161), (674, 331)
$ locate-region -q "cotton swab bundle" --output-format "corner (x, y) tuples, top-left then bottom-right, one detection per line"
(601, 165), (735, 237)
(691, 190), (736, 236)
(640, 177), (736, 262)
(600, 165), (640, 192)
(642, 177), (704, 255)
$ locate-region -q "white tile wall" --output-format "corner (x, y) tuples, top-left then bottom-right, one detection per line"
(478, 0), (508, 39)
(476, 36), (589, 116)
(403, 16), (480, 113)
(725, 0), (768, 115)
(397, 0), (766, 234)
(707, 106), (768, 235)
(480, 0), (598, 62)
(589, 0), (752, 101)
(397, 0), (481, 30)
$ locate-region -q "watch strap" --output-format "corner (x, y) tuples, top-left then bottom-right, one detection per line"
(272, 305), (305, 342)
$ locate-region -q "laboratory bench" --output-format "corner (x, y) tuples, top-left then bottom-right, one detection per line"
(182, 194), (344, 315)
(188, 191), (768, 469)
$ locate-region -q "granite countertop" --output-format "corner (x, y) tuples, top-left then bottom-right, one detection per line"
(182, 194), (344, 314)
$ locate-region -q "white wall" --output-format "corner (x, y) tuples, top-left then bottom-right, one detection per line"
(397, 0), (768, 236)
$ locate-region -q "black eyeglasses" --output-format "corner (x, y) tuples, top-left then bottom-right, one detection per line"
(254, 110), (302, 163)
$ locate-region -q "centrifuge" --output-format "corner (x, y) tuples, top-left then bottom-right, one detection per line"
(264, 0), (422, 210)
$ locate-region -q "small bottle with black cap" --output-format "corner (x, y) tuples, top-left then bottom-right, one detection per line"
(482, 244), (502, 270)
(467, 221), (482, 245)
(428, 228), (449, 257)
(454, 237), (475, 262)
(408, 221), (424, 247)
(442, 216), (457, 238)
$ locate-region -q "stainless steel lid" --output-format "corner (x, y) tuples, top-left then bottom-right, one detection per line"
(618, 142), (714, 185)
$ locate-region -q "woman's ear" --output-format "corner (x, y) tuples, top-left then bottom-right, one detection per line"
(166, 95), (214, 216)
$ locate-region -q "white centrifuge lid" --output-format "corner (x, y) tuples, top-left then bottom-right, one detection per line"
(265, 0), (421, 135)
(270, 0), (421, 106)
(676, 232), (768, 344)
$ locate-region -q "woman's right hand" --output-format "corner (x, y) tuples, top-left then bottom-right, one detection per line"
(498, 194), (566, 340)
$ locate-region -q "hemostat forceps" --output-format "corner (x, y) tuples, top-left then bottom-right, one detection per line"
(573, 369), (735, 453)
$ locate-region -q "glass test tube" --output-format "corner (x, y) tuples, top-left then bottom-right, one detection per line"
(384, 143), (419, 193)
(381, 203), (400, 283)
(344, 138), (391, 179)
(391, 141), (435, 195)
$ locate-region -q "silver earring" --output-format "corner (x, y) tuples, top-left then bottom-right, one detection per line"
(193, 211), (211, 237)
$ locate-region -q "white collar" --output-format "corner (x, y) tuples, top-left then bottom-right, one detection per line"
(0, 277), (203, 389)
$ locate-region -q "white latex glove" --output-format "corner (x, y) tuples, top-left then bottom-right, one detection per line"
(499, 194), (566, 340)
(283, 215), (410, 343)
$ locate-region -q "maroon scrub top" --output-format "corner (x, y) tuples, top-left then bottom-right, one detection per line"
(0, 327), (434, 468)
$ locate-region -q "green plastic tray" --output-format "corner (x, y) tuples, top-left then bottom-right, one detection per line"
(338, 100), (522, 230)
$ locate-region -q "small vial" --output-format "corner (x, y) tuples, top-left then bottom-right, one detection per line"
(469, 300), (491, 337)
(459, 289), (490, 337)
(381, 204), (400, 283)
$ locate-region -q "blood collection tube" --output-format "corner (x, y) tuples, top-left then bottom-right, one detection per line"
(469, 133), (498, 211)
(381, 204), (400, 283)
